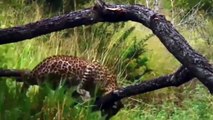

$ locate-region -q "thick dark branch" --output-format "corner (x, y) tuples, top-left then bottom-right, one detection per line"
(149, 15), (213, 93)
(0, 69), (26, 77)
(0, 8), (100, 44)
(95, 66), (194, 110)
(93, 1), (213, 93)
(0, 1), (158, 44)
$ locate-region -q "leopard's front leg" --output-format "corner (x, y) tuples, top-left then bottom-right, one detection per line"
(76, 65), (94, 101)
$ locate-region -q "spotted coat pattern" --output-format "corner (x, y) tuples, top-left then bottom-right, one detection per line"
(27, 55), (118, 97)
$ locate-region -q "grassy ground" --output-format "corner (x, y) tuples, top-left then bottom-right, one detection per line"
(0, 1), (213, 120)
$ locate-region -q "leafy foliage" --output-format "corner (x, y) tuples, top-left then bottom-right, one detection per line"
(121, 34), (153, 83)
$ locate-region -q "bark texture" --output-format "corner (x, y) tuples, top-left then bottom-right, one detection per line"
(0, 9), (99, 44)
(94, 66), (194, 110)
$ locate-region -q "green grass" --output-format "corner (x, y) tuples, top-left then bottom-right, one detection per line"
(113, 82), (213, 120)
(0, 1), (213, 120)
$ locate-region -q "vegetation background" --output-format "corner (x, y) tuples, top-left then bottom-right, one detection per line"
(0, 0), (213, 119)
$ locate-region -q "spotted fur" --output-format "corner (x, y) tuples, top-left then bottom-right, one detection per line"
(27, 55), (118, 99)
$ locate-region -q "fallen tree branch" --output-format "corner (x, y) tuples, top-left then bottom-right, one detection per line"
(93, 0), (213, 93)
(0, 8), (99, 44)
(94, 66), (194, 110)
(1, 1), (213, 119)
(149, 15), (213, 93)
(1, 1), (213, 117)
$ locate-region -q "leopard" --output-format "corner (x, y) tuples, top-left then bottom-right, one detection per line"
(0, 55), (123, 118)
(26, 55), (118, 100)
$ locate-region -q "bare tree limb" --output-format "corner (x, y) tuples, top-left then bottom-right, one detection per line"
(0, 8), (100, 44)
(94, 0), (213, 93)
(149, 15), (213, 93)
(94, 66), (194, 110)
(0, 0), (157, 44)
